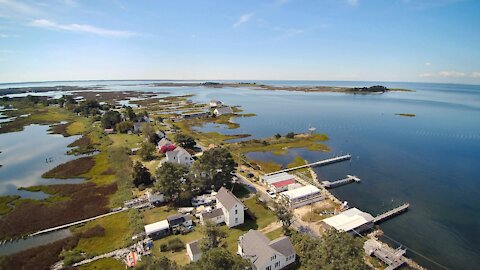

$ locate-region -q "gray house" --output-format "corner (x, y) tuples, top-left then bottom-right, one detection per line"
(238, 230), (296, 270)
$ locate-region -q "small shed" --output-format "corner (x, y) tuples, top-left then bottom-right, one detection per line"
(186, 240), (202, 262)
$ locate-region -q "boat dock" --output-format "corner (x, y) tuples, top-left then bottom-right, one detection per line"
(373, 203), (410, 223)
(321, 175), (360, 188)
(364, 238), (406, 270)
(266, 154), (351, 175)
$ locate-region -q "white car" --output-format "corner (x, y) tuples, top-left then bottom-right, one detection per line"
(266, 189), (276, 199)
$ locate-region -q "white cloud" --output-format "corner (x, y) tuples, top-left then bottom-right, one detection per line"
(419, 71), (466, 78)
(30, 19), (138, 37)
(0, 33), (8, 38)
(0, 0), (41, 19)
(425, 62), (431, 66)
(471, 72), (480, 78)
(438, 71), (465, 77)
(347, 0), (359, 6)
(233, 13), (254, 28)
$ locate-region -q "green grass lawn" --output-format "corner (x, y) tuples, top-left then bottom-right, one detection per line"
(266, 227), (284, 240)
(109, 133), (144, 148)
(74, 211), (133, 256)
(77, 258), (124, 270)
(151, 229), (203, 266)
(142, 206), (178, 224)
(243, 196), (277, 229)
(67, 118), (90, 135)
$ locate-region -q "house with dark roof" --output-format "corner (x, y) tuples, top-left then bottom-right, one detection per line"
(213, 106), (233, 116)
(238, 230), (296, 270)
(186, 240), (203, 262)
(167, 214), (193, 230)
(200, 187), (245, 228)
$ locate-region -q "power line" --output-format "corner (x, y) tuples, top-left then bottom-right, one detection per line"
(352, 228), (449, 270)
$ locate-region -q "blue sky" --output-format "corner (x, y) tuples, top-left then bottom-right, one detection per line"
(1, 0), (479, 84)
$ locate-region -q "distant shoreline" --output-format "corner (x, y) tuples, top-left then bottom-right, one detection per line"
(151, 82), (414, 94)
(0, 82), (413, 96)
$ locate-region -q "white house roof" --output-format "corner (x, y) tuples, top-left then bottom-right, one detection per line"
(166, 147), (191, 160)
(239, 230), (295, 269)
(157, 138), (172, 147)
(215, 187), (244, 210)
(144, 220), (169, 235)
(322, 208), (374, 232)
(281, 185), (320, 200)
(262, 173), (295, 185)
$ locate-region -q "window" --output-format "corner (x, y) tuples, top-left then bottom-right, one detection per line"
(275, 261), (280, 268)
(235, 209), (238, 214)
(235, 217), (238, 223)
(266, 266), (271, 270)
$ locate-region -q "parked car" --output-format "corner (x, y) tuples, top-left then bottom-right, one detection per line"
(266, 189), (276, 199)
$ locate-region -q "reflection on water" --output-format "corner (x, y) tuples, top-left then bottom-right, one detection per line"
(0, 229), (72, 256)
(0, 124), (83, 199)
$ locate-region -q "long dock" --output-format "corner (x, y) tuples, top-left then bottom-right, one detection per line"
(29, 208), (126, 237)
(265, 154), (351, 175)
(321, 175), (360, 188)
(373, 203), (410, 223)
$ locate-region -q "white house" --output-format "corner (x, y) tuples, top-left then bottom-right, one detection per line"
(213, 107), (233, 116)
(186, 240), (202, 262)
(209, 100), (223, 108)
(165, 147), (194, 166)
(200, 187), (245, 227)
(238, 230), (296, 270)
(280, 185), (324, 208)
(199, 208), (225, 225)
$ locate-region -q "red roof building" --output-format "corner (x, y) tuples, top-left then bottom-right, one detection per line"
(271, 179), (296, 192)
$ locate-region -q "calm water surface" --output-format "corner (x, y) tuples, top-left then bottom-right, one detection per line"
(1, 80), (479, 269)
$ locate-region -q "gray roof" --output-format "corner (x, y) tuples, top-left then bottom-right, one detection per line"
(157, 138), (172, 147)
(201, 208), (224, 219)
(269, 236), (295, 257)
(239, 230), (295, 269)
(215, 107), (233, 114)
(187, 240), (202, 256)
(215, 187), (245, 210)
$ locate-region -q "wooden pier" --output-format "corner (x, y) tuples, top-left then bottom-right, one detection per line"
(373, 203), (410, 223)
(321, 175), (360, 188)
(266, 154), (351, 176)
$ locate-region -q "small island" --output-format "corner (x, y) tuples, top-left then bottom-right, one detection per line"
(395, 113), (416, 117)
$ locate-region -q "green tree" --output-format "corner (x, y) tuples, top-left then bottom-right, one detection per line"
(291, 230), (368, 270)
(115, 121), (134, 133)
(101, 110), (122, 129)
(184, 248), (252, 270)
(199, 221), (227, 252)
(155, 162), (189, 200)
(286, 132), (295, 139)
(143, 123), (160, 144)
(274, 133), (282, 139)
(174, 133), (196, 149)
(273, 202), (293, 234)
(139, 256), (178, 270)
(191, 147), (237, 191)
(123, 106), (136, 121)
(139, 141), (156, 161)
(132, 161), (153, 187)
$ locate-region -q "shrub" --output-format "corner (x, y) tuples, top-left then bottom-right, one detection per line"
(167, 238), (185, 252)
(286, 132), (295, 139)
